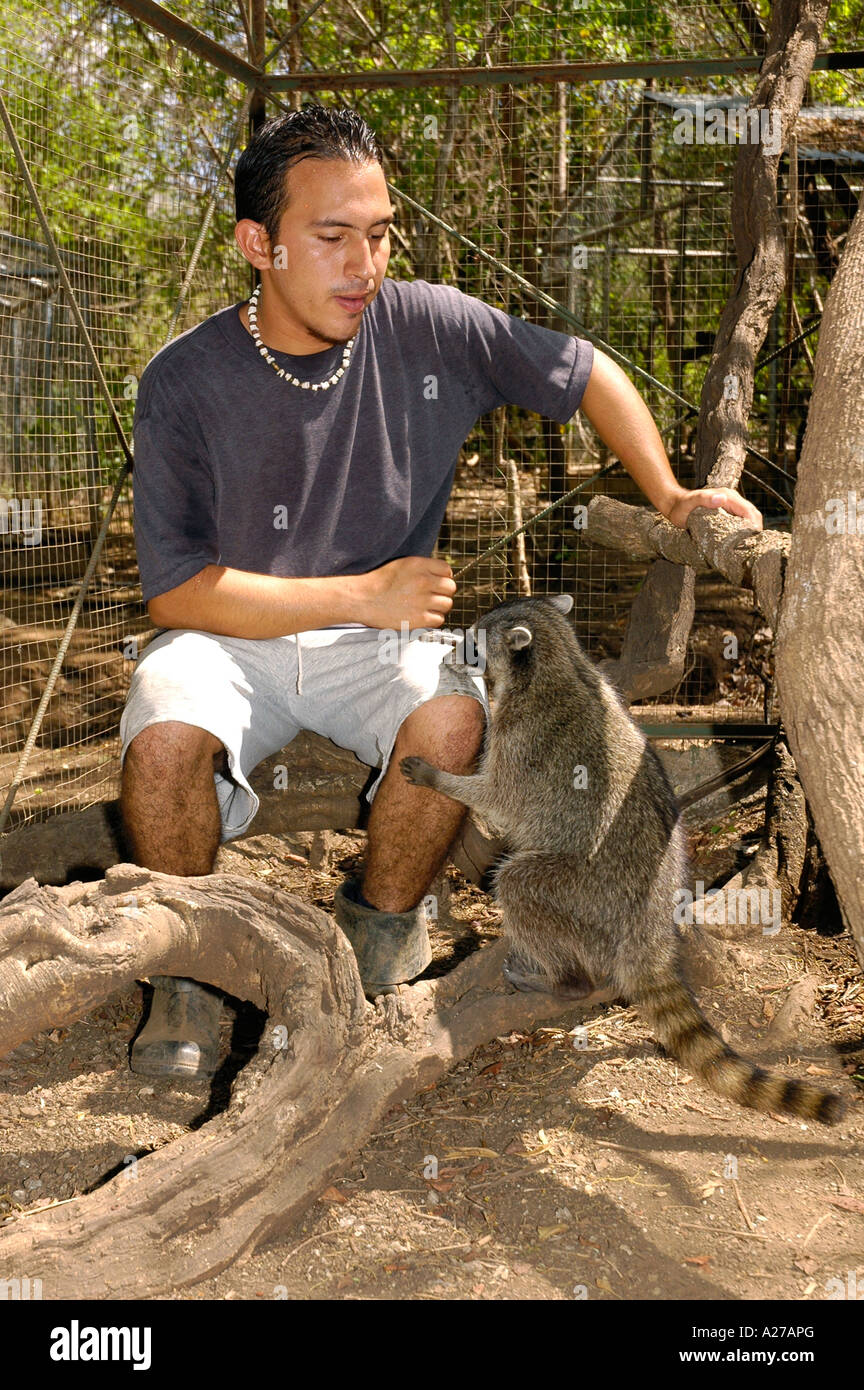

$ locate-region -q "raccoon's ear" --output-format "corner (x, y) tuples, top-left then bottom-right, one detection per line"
(505, 624), (533, 651)
(547, 593), (574, 615)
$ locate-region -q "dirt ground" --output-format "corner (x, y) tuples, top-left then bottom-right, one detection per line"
(1, 793), (862, 1302)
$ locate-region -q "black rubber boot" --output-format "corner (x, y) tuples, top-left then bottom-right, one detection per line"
(129, 976), (222, 1080)
(450, 815), (507, 888)
(333, 877), (432, 999)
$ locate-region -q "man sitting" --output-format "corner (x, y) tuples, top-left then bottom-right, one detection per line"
(119, 103), (761, 1078)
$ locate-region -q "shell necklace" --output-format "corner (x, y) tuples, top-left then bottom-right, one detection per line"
(246, 283), (355, 391)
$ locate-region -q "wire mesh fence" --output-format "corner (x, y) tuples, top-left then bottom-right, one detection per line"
(0, 1), (250, 832)
(0, 0), (862, 847)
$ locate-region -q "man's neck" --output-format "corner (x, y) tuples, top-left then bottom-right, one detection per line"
(237, 299), (338, 356)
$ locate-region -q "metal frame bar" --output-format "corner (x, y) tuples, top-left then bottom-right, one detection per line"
(268, 51), (864, 92)
(262, 0), (329, 70)
(109, 0), (266, 87)
(636, 723), (780, 740)
(102, 9), (864, 92)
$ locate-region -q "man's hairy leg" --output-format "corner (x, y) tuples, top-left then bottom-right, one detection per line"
(119, 720), (228, 1078)
(361, 694), (485, 914)
(120, 720), (225, 875)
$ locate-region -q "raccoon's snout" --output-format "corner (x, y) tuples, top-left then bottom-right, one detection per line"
(445, 627), (484, 672)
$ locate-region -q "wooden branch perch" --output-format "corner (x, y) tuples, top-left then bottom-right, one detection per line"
(586, 496), (709, 569)
(586, 496), (789, 628)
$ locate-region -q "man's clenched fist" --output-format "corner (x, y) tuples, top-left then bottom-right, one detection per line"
(356, 555), (457, 630)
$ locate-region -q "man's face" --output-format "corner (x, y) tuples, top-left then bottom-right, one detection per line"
(250, 156), (393, 351)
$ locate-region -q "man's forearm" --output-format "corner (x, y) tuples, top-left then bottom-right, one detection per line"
(148, 564), (368, 638)
(577, 347), (763, 530)
(578, 347), (687, 517)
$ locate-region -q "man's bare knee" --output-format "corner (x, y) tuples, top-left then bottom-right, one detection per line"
(396, 695), (485, 769)
(125, 721), (226, 772)
(120, 721), (223, 874)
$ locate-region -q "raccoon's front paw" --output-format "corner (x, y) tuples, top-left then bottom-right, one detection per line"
(400, 755), (436, 788)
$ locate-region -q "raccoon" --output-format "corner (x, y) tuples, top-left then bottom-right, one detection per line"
(401, 594), (844, 1126)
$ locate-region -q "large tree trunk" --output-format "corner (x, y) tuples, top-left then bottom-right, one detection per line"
(611, 0), (829, 700)
(776, 186), (864, 969)
(690, 0), (829, 491)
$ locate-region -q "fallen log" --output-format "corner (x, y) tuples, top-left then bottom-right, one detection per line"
(0, 862), (579, 1299)
(0, 732), (373, 890)
(0, 731), (500, 892)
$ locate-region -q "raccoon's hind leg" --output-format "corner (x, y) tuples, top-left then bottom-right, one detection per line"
(502, 949), (597, 1000)
(494, 851), (609, 1000)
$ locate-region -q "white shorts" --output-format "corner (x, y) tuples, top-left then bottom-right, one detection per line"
(119, 624), (489, 841)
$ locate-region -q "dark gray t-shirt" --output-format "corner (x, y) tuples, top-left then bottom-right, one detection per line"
(131, 277), (594, 604)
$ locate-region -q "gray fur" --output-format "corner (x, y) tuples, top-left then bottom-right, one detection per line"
(402, 594), (685, 1000)
(400, 595), (844, 1125)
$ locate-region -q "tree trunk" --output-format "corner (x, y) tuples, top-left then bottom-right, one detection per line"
(691, 0), (829, 491)
(614, 0), (829, 699)
(775, 186), (864, 969)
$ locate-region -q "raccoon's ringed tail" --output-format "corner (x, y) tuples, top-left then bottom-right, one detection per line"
(634, 978), (844, 1127)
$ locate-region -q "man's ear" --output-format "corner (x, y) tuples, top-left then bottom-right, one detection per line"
(547, 593), (574, 615)
(234, 217), (273, 272)
(505, 624), (533, 651)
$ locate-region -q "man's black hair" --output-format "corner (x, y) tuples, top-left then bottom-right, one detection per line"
(234, 103), (384, 245)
